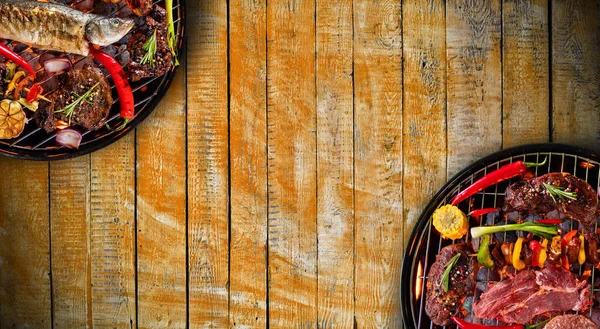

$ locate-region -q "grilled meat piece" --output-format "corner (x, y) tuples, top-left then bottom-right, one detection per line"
(544, 314), (598, 329)
(586, 232), (600, 265)
(125, 0), (152, 16)
(42, 65), (112, 131)
(127, 6), (172, 81)
(503, 173), (599, 228)
(425, 243), (478, 326)
(473, 266), (590, 324)
(34, 101), (56, 133)
(0, 0), (133, 55)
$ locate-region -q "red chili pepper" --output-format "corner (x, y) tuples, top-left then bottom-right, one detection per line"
(529, 240), (543, 267)
(535, 218), (562, 224)
(451, 158), (547, 206)
(89, 46), (134, 128)
(25, 83), (42, 103)
(469, 208), (498, 217)
(452, 316), (523, 329)
(0, 43), (35, 77)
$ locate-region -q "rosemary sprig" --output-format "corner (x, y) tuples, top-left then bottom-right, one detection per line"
(140, 30), (157, 68)
(543, 183), (578, 203)
(55, 82), (99, 124)
(440, 253), (461, 292)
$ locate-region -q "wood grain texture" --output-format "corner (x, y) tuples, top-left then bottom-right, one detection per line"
(186, 0), (230, 327)
(49, 156), (91, 329)
(502, 0), (550, 147)
(552, 0), (600, 151)
(229, 0), (267, 327)
(446, 0), (502, 176)
(316, 0), (354, 327)
(136, 68), (187, 328)
(353, 1), (403, 328)
(402, 0), (447, 258)
(266, 0), (317, 327)
(90, 135), (136, 328)
(0, 159), (51, 328)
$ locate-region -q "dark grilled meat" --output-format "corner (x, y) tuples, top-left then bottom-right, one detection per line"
(125, 0), (152, 16)
(38, 65), (112, 131)
(128, 6), (172, 81)
(34, 101), (56, 133)
(473, 267), (590, 324)
(586, 232), (600, 264)
(544, 314), (598, 329)
(503, 173), (599, 228)
(425, 243), (478, 326)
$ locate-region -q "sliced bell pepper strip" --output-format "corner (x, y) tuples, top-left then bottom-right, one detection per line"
(89, 46), (134, 129)
(535, 218), (562, 224)
(512, 237), (526, 270)
(529, 240), (543, 267)
(469, 208), (498, 217)
(0, 43), (35, 77)
(579, 234), (586, 265)
(539, 239), (548, 268)
(451, 158), (547, 205)
(477, 234), (494, 268)
(25, 83), (42, 103)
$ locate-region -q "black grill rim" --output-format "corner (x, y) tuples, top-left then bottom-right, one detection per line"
(0, 0), (187, 161)
(400, 142), (600, 328)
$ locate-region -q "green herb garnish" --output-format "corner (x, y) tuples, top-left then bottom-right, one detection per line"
(471, 222), (558, 240)
(440, 253), (461, 292)
(55, 82), (99, 124)
(543, 183), (578, 203)
(165, 0), (179, 66)
(140, 30), (157, 68)
(524, 318), (551, 329)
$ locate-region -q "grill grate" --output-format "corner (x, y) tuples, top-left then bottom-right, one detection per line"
(402, 145), (600, 328)
(0, 0), (185, 160)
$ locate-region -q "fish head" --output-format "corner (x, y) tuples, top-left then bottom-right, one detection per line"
(86, 17), (135, 46)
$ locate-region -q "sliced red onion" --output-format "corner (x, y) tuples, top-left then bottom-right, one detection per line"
(44, 58), (72, 73)
(56, 128), (82, 149)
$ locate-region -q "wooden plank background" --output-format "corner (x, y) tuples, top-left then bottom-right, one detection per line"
(1, 0), (599, 328)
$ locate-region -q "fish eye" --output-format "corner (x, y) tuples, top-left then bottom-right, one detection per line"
(110, 19), (120, 27)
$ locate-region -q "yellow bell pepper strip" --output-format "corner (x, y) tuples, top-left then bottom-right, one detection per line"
(477, 234), (495, 268)
(513, 238), (526, 270)
(579, 234), (586, 265)
(539, 239), (548, 268)
(528, 240), (543, 267)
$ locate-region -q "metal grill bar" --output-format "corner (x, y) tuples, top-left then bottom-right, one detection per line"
(410, 151), (600, 328)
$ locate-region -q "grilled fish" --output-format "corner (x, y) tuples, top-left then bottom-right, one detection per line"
(0, 0), (134, 56)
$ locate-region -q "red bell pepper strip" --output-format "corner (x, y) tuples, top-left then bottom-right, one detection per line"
(452, 317), (550, 329)
(529, 240), (543, 267)
(451, 158), (547, 206)
(25, 83), (42, 103)
(0, 43), (35, 77)
(89, 46), (134, 129)
(535, 218), (562, 224)
(561, 229), (579, 270)
(469, 208), (498, 217)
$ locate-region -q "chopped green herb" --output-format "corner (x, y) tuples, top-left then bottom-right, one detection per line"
(440, 253), (461, 292)
(55, 82), (99, 124)
(544, 183), (578, 203)
(165, 0), (179, 66)
(140, 30), (157, 68)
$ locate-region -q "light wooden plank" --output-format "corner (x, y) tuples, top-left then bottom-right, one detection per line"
(353, 0), (403, 327)
(90, 135), (136, 328)
(266, 0), (317, 327)
(186, 0), (229, 327)
(502, 0), (549, 147)
(446, 0), (502, 176)
(552, 0), (600, 151)
(49, 156), (91, 329)
(229, 0), (267, 327)
(136, 68), (187, 328)
(316, 0), (354, 327)
(402, 0), (447, 261)
(0, 159), (51, 328)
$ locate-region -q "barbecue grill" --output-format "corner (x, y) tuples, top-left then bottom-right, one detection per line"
(401, 143), (600, 328)
(0, 0), (185, 160)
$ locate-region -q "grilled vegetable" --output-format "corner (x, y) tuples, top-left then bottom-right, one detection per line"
(529, 240), (543, 267)
(548, 236), (562, 265)
(0, 0), (134, 55)
(0, 43), (35, 77)
(512, 238), (526, 270)
(451, 158), (547, 205)
(501, 242), (514, 264)
(432, 205), (469, 239)
(477, 235), (494, 268)
(535, 218), (562, 224)
(561, 230), (579, 269)
(578, 234), (586, 265)
(0, 99), (25, 139)
(470, 222), (558, 240)
(469, 208), (498, 217)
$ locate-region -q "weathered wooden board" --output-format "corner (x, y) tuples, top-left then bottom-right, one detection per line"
(90, 135), (136, 328)
(502, 0), (550, 147)
(186, 0), (230, 327)
(266, 0), (317, 327)
(552, 0), (600, 151)
(136, 68), (187, 328)
(402, 0), (447, 259)
(316, 0), (354, 327)
(49, 156), (91, 329)
(354, 0), (403, 327)
(446, 0), (502, 176)
(229, 0), (267, 327)
(0, 159), (51, 328)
